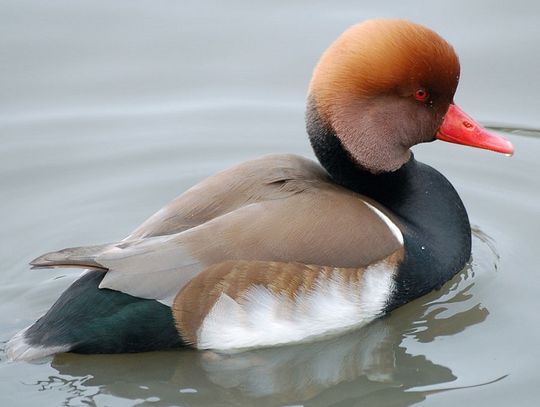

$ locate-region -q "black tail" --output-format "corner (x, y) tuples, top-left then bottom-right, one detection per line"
(10, 271), (185, 359)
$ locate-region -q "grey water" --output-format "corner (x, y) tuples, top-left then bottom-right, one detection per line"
(1, 1), (539, 406)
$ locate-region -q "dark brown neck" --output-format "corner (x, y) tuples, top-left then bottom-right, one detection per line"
(306, 96), (390, 190)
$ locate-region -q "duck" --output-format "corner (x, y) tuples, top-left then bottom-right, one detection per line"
(6, 18), (513, 361)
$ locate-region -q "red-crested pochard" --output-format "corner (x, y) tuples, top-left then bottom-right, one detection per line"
(7, 19), (513, 361)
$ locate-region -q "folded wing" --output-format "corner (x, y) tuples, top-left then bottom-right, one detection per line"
(31, 154), (403, 306)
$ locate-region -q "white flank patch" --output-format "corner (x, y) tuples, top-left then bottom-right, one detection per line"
(196, 260), (396, 351)
(5, 327), (71, 362)
(364, 202), (404, 245)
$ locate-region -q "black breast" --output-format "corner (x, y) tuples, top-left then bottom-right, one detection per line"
(307, 100), (472, 310)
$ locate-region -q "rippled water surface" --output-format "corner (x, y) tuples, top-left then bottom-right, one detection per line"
(1, 1), (540, 406)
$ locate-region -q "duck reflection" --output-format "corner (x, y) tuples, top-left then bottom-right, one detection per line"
(45, 233), (493, 407)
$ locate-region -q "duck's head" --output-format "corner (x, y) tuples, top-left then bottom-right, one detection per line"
(307, 19), (513, 175)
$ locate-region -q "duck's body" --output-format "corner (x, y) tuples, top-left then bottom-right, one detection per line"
(7, 19), (512, 361)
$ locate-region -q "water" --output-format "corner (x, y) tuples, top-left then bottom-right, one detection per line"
(1, 1), (539, 406)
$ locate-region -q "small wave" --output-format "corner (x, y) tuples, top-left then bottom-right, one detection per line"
(485, 123), (540, 138)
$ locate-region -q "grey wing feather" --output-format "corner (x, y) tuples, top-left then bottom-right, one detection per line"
(29, 154), (402, 306)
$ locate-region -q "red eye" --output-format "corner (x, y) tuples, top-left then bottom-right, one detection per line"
(414, 89), (429, 102)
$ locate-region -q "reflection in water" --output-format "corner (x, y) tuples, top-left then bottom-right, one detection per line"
(41, 234), (494, 407)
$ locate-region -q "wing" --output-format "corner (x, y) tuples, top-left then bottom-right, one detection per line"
(32, 154), (403, 305)
(127, 154), (329, 239)
(173, 251), (403, 350)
